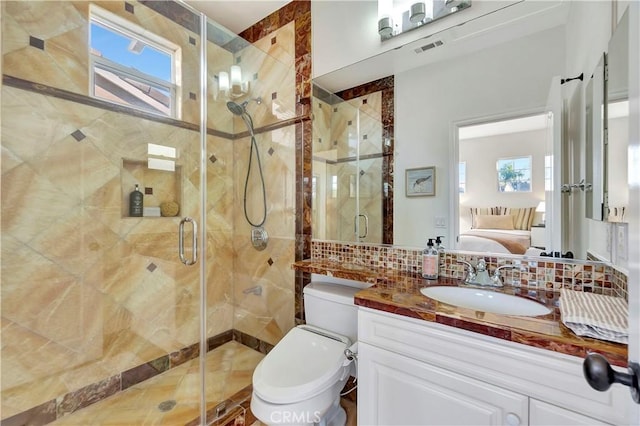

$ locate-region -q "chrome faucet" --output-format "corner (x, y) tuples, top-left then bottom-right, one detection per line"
(490, 264), (520, 286)
(470, 259), (495, 286)
(458, 259), (519, 287)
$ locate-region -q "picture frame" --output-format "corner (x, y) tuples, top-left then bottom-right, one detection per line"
(406, 166), (435, 197)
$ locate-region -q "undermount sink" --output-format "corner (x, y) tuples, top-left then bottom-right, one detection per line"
(420, 286), (551, 317)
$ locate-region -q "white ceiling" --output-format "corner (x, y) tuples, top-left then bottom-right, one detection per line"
(184, 1), (292, 34)
(459, 114), (549, 140)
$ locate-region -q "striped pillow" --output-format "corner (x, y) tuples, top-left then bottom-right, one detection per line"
(505, 207), (536, 230)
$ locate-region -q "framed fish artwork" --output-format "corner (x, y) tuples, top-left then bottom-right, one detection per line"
(406, 166), (435, 197)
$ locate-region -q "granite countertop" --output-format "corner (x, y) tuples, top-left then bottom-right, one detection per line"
(293, 259), (628, 367)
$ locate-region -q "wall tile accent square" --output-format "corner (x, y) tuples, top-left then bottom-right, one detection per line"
(29, 36), (45, 50)
(71, 129), (86, 141)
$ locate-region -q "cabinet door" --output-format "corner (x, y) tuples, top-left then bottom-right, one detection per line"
(529, 399), (613, 426)
(358, 342), (529, 425)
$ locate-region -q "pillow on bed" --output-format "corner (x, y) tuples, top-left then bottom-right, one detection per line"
(474, 214), (514, 230)
(469, 207), (491, 228)
(506, 207), (536, 230)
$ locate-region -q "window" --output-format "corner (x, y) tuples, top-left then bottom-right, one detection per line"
(458, 162), (466, 193)
(331, 175), (338, 198)
(89, 7), (179, 117)
(497, 156), (531, 192)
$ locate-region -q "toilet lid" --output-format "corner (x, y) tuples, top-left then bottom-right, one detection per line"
(252, 326), (350, 404)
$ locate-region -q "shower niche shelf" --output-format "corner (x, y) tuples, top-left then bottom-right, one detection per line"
(121, 159), (182, 218)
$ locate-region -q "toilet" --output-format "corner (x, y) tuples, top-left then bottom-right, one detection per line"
(251, 276), (365, 425)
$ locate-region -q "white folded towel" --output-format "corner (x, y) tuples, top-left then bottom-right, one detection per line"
(560, 289), (628, 344)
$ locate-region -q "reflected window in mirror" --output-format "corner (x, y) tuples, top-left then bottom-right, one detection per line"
(459, 162), (466, 193)
(497, 156), (532, 193)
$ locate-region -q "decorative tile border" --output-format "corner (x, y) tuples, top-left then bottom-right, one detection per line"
(1, 330), (272, 426)
(310, 240), (628, 300)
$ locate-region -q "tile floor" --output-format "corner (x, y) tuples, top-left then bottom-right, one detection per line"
(51, 341), (264, 425)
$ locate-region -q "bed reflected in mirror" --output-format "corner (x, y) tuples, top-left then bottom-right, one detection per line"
(456, 113), (548, 256)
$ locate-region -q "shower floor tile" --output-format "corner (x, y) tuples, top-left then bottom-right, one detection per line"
(51, 341), (264, 426)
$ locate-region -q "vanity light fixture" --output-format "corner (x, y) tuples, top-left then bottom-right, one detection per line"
(215, 64), (250, 100)
(409, 2), (427, 23)
(377, 0), (471, 41)
(378, 16), (394, 36)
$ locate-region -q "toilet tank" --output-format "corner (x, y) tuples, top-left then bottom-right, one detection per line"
(303, 281), (363, 343)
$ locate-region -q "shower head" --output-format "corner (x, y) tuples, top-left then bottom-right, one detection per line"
(226, 101), (245, 116)
(226, 97), (263, 116)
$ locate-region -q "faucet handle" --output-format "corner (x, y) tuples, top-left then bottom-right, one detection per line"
(491, 264), (519, 285)
(457, 260), (476, 282)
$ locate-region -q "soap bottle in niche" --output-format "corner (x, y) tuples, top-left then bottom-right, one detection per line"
(129, 184), (143, 217)
(422, 238), (439, 280)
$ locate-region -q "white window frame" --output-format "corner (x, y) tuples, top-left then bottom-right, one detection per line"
(89, 6), (181, 118)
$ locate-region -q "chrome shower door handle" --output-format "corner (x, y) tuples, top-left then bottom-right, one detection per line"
(355, 214), (368, 239)
(179, 217), (198, 265)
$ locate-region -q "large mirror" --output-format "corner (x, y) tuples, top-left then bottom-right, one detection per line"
(585, 54), (606, 222)
(311, 1), (630, 262)
(605, 9), (629, 224)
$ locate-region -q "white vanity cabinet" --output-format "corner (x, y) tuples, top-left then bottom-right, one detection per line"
(358, 342), (529, 425)
(357, 308), (627, 425)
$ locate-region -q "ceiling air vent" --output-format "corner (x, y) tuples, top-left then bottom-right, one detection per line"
(414, 40), (444, 54)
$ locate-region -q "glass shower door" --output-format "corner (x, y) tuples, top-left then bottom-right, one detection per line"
(1, 1), (205, 424)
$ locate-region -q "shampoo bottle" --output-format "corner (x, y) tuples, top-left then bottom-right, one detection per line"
(129, 184), (143, 217)
(422, 238), (439, 280)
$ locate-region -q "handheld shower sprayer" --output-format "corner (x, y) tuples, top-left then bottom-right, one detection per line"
(225, 96), (268, 250)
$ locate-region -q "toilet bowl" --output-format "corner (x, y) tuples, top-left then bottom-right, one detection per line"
(251, 325), (353, 425)
(251, 280), (364, 425)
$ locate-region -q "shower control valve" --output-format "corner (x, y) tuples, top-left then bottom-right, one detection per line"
(251, 227), (268, 251)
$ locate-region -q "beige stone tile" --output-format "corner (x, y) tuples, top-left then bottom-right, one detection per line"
(1, 88), (78, 163)
(1, 10), (30, 55)
(252, 22), (295, 68)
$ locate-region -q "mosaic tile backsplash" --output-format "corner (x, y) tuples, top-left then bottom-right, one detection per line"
(311, 240), (628, 301)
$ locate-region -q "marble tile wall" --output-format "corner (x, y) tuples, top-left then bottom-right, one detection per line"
(311, 91), (385, 244)
(1, 0), (309, 422)
(236, 0), (312, 325)
(231, 125), (297, 345)
(0, 83), (226, 421)
(230, 3), (309, 346)
(310, 240), (629, 300)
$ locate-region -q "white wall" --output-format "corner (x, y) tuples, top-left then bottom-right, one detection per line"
(394, 26), (564, 247)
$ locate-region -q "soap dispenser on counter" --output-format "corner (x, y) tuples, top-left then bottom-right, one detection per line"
(422, 238), (439, 280)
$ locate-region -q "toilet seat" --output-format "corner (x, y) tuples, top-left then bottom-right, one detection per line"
(252, 325), (351, 404)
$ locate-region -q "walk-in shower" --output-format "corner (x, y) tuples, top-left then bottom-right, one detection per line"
(227, 97), (269, 250)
